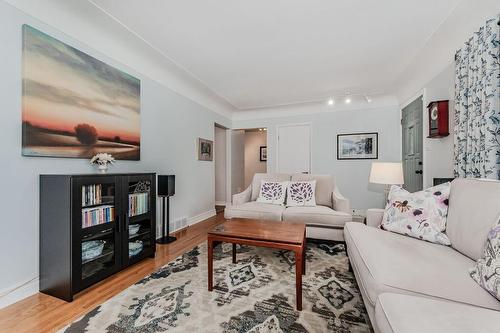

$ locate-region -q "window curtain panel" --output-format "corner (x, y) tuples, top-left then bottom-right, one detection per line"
(454, 16), (500, 179)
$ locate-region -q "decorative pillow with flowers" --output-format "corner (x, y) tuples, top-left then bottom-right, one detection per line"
(469, 217), (500, 301)
(286, 180), (316, 207)
(256, 181), (289, 205)
(381, 183), (451, 245)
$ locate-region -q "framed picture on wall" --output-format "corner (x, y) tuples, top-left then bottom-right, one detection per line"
(198, 138), (213, 161)
(260, 146), (267, 162)
(337, 132), (378, 160)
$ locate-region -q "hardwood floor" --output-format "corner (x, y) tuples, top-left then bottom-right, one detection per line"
(0, 213), (226, 333)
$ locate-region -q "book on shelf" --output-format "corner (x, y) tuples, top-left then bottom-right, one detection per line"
(129, 192), (149, 217)
(82, 184), (103, 206)
(82, 205), (114, 228)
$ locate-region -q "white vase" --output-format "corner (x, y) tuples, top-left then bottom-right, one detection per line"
(98, 164), (108, 173)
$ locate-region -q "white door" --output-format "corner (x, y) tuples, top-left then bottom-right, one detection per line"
(277, 124), (311, 174)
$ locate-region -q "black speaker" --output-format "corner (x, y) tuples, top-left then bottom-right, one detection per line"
(158, 175), (175, 197)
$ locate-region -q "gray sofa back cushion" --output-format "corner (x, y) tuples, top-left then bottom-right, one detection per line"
(447, 178), (500, 260)
(291, 174), (334, 208)
(251, 173), (291, 201)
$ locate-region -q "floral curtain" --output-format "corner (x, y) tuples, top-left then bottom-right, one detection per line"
(454, 16), (500, 179)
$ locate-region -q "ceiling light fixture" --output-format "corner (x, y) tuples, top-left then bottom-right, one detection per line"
(327, 97), (335, 106)
(364, 95), (372, 103)
(344, 92), (352, 104)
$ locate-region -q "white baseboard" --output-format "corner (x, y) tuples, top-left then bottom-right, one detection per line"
(214, 201), (226, 206)
(188, 208), (216, 226)
(0, 277), (38, 310)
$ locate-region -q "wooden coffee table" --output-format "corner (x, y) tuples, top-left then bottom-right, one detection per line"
(207, 218), (306, 310)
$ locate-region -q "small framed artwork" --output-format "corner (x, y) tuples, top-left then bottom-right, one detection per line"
(337, 132), (378, 160)
(198, 138), (213, 161)
(260, 146), (267, 162)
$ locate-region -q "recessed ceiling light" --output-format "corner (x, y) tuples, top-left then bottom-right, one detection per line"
(327, 98), (335, 106)
(364, 95), (372, 103)
(263, 128), (267, 131)
(345, 97), (351, 104)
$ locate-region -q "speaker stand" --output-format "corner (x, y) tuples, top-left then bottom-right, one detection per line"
(157, 196), (177, 244)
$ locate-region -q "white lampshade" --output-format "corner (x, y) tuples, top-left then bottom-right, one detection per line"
(369, 162), (404, 185)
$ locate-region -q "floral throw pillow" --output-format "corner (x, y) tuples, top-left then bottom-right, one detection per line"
(469, 217), (500, 301)
(256, 181), (288, 205)
(286, 181), (316, 207)
(381, 183), (451, 245)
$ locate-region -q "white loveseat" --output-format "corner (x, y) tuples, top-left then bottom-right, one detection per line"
(224, 173), (352, 241)
(344, 178), (500, 333)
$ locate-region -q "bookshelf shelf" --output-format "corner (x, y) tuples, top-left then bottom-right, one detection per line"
(40, 173), (156, 302)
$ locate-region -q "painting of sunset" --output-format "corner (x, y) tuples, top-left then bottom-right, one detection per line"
(22, 25), (140, 160)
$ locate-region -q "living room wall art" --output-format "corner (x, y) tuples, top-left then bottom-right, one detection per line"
(197, 138), (213, 161)
(21, 25), (141, 160)
(337, 132), (378, 160)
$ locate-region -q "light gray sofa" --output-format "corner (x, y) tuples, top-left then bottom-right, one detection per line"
(224, 173), (352, 241)
(344, 178), (500, 333)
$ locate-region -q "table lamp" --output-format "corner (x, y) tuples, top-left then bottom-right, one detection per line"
(369, 162), (404, 204)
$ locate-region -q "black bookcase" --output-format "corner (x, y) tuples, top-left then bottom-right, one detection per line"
(39, 173), (156, 301)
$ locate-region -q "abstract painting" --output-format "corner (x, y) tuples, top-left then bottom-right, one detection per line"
(22, 25), (141, 160)
(337, 132), (378, 160)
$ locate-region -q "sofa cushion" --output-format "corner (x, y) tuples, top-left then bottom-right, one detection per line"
(375, 293), (500, 333)
(256, 180), (289, 205)
(283, 206), (351, 228)
(447, 178), (500, 260)
(286, 180), (317, 207)
(224, 202), (285, 221)
(470, 216), (500, 300)
(251, 173), (291, 201)
(381, 183), (451, 246)
(291, 174), (334, 208)
(344, 222), (500, 311)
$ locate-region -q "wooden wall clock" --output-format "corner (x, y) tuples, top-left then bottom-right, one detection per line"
(427, 100), (449, 138)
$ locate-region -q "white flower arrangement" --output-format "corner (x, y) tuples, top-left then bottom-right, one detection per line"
(90, 153), (115, 166)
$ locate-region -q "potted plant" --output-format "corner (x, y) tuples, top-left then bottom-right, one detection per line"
(90, 153), (115, 173)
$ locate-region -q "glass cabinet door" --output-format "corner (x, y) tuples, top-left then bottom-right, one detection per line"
(73, 176), (121, 291)
(123, 174), (156, 266)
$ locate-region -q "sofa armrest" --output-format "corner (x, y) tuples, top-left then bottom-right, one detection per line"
(232, 186), (252, 205)
(366, 208), (384, 227)
(332, 187), (351, 213)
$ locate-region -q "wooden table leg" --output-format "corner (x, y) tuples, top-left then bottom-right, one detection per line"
(232, 243), (237, 264)
(302, 237), (306, 275)
(295, 250), (303, 311)
(208, 238), (214, 291)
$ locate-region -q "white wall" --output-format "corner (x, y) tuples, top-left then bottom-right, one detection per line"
(244, 131), (267, 187)
(0, 2), (231, 308)
(233, 104), (401, 210)
(214, 126), (227, 204)
(231, 130), (245, 195)
(422, 65), (455, 188)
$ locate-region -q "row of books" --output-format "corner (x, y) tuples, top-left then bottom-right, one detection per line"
(129, 193), (149, 217)
(82, 205), (115, 228)
(82, 184), (103, 207)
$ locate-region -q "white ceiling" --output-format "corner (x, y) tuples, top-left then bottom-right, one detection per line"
(87, 0), (461, 110)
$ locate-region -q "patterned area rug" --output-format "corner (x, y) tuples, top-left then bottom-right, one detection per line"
(62, 241), (372, 332)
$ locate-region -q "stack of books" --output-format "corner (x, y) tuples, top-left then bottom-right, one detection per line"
(82, 205), (114, 228)
(82, 184), (102, 206)
(129, 193), (149, 217)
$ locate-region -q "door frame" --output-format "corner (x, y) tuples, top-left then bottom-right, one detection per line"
(275, 122), (312, 174)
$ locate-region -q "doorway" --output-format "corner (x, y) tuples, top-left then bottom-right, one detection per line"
(276, 123), (311, 174)
(402, 96), (423, 192)
(214, 124), (227, 213)
(230, 128), (268, 194)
